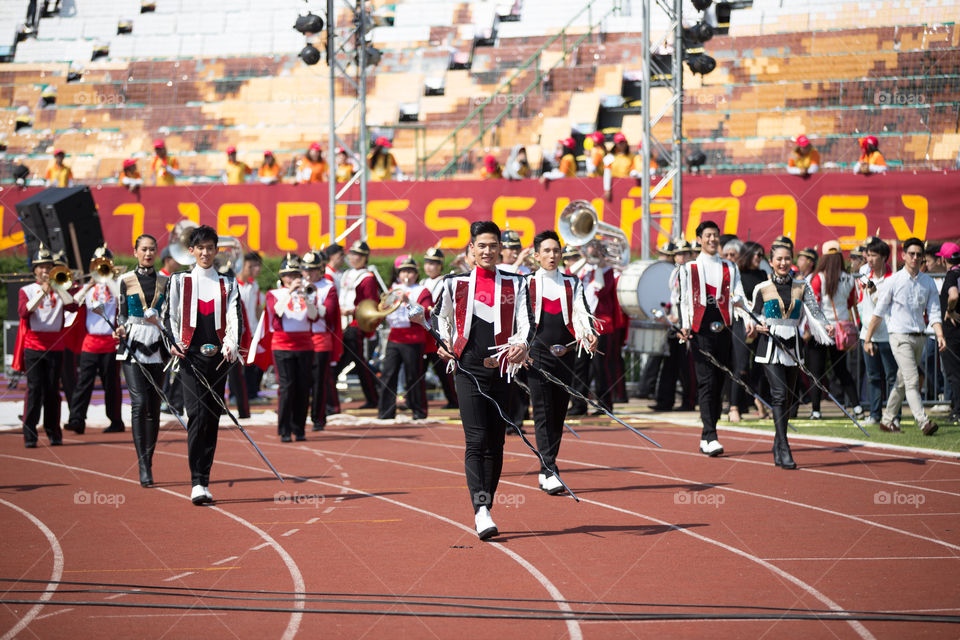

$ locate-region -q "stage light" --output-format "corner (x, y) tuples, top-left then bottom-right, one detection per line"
(692, 0), (712, 11)
(294, 12), (324, 35)
(687, 150), (707, 171)
(686, 53), (716, 75)
(692, 21), (713, 43)
(299, 44), (322, 66)
(357, 45), (381, 67)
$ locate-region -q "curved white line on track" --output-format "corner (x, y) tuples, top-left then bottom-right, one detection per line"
(385, 436), (960, 553)
(0, 498), (64, 640)
(0, 455), (305, 640)
(302, 446), (882, 639)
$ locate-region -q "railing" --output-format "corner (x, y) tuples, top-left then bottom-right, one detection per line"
(423, 0), (623, 178)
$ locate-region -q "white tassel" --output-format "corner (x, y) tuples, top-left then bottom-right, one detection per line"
(805, 309), (833, 346)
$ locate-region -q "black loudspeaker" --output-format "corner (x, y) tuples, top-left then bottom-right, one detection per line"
(16, 186), (104, 271)
(5, 274), (34, 321)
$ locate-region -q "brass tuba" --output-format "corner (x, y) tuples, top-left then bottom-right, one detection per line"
(168, 219), (198, 266)
(89, 256), (115, 284)
(213, 237), (244, 275)
(557, 200), (630, 268)
(354, 291), (404, 333)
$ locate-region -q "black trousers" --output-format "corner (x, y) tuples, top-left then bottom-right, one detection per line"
(655, 335), (692, 409)
(456, 364), (508, 513)
(590, 333), (616, 411)
(806, 343), (858, 411)
(943, 333), (960, 417)
(378, 342), (426, 419)
(764, 362), (799, 449)
(124, 361), (163, 473)
(67, 350), (123, 432)
(691, 328), (732, 441)
(274, 350), (314, 438)
(226, 361), (250, 418)
(425, 352), (458, 406)
(23, 348), (63, 445)
(180, 354), (227, 486)
(333, 325), (379, 405)
(506, 370), (529, 428)
(638, 354), (662, 398)
(569, 350), (591, 413)
(244, 363), (263, 400)
(613, 328), (628, 403)
(61, 349), (77, 400)
(310, 350), (331, 427)
(529, 348), (574, 476)
(163, 368), (184, 413)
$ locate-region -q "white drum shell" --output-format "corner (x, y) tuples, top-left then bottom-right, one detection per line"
(616, 260), (675, 321)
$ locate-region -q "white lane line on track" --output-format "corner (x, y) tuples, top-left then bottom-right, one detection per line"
(162, 572), (195, 582)
(306, 517), (320, 524)
(301, 446), (881, 640)
(211, 556), (239, 566)
(0, 499), (64, 640)
(762, 556), (960, 561)
(387, 436), (960, 553)
(249, 542), (271, 551)
(33, 608), (73, 621)
(281, 529), (299, 537)
(0, 454), (305, 640)
(103, 593), (127, 600)
(322, 507), (335, 514)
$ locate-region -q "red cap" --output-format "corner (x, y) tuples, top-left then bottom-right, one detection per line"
(53, 148), (65, 156)
(309, 142), (322, 152)
(153, 139), (165, 149)
(560, 137), (575, 149)
(590, 131), (605, 145)
(375, 136), (392, 148)
(122, 158), (136, 169)
(484, 153), (498, 170)
(613, 132), (627, 144)
(226, 145), (236, 154)
(795, 135), (810, 147)
(860, 135), (879, 149)
(335, 146), (346, 154)
(263, 150), (273, 156)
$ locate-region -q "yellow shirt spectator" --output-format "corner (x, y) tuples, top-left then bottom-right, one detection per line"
(45, 163), (73, 187)
(225, 160), (252, 185)
(151, 156), (179, 185)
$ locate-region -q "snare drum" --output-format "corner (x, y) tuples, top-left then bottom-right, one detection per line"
(627, 320), (668, 355)
(616, 260), (675, 321)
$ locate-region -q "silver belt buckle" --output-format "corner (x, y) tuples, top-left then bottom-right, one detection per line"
(482, 357), (499, 369)
(709, 321), (725, 333)
(549, 344), (569, 357)
(199, 343), (219, 357)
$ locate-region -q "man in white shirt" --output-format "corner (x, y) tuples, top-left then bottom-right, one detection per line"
(856, 238), (897, 426)
(863, 238), (946, 435)
(677, 221), (749, 456)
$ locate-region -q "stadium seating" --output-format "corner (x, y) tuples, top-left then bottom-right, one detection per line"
(0, 0), (957, 183)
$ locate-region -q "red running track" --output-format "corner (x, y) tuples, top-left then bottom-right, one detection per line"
(1, 404), (959, 639)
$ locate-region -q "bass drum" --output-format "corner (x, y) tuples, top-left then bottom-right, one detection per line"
(616, 259), (675, 321)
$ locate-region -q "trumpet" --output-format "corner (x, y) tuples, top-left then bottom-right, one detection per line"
(48, 265), (74, 292)
(89, 256), (116, 284)
(303, 283), (317, 296)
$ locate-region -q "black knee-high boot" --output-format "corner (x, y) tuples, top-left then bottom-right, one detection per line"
(772, 405), (796, 470)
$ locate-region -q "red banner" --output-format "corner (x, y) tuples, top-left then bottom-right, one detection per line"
(1, 172), (956, 256)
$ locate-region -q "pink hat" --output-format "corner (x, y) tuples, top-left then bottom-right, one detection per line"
(53, 148), (65, 156)
(309, 142), (322, 152)
(936, 241), (960, 258)
(613, 132), (627, 144)
(590, 131), (605, 145)
(394, 254), (411, 268)
(375, 136), (392, 148)
(226, 145), (236, 154)
(122, 158), (137, 169)
(560, 137), (575, 150)
(795, 135), (810, 147)
(860, 135), (879, 150)
(484, 153), (498, 170)
(263, 150), (273, 156)
(153, 139), (166, 149)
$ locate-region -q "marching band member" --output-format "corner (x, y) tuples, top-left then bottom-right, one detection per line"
(498, 229), (531, 426)
(324, 243), (344, 290)
(563, 245), (592, 416)
(115, 235), (169, 486)
(159, 246), (185, 416)
(751, 239), (833, 468)
(677, 221), (750, 456)
(420, 247), (458, 408)
(334, 240), (381, 408)
(378, 256), (432, 420)
(526, 231), (597, 494)
(652, 241), (692, 411)
(266, 255), (319, 441)
(237, 251), (266, 404)
(15, 244), (79, 447)
(435, 221), (533, 540)
(304, 249), (342, 431)
(163, 225), (242, 505)
(65, 245), (124, 435)
(579, 253), (618, 412)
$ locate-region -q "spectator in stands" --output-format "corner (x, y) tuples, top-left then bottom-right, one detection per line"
(151, 139), (180, 185)
(796, 247), (818, 282)
(586, 132), (608, 178)
(480, 153), (502, 179)
(787, 135), (820, 177)
(608, 133), (653, 178)
(504, 145), (532, 180)
(368, 136), (401, 181)
(854, 136), (887, 175)
(44, 149), (73, 187)
(224, 146), (252, 185)
(541, 137), (577, 183)
(118, 159), (142, 193)
(335, 147), (355, 183)
(864, 238), (945, 435)
(297, 143), (328, 184)
(258, 151), (281, 184)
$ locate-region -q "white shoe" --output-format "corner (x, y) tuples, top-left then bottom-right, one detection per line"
(861, 416), (879, 426)
(700, 440), (724, 456)
(203, 486), (212, 500)
(191, 485), (211, 505)
(853, 405), (864, 418)
(540, 474), (565, 495)
(808, 411), (822, 420)
(474, 506), (498, 540)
